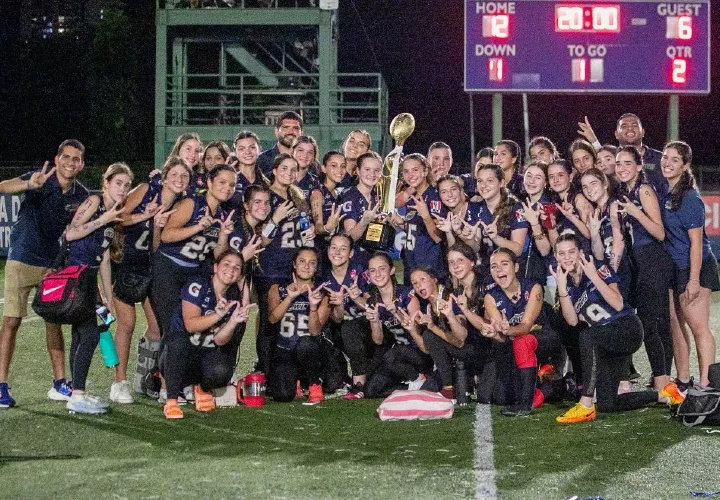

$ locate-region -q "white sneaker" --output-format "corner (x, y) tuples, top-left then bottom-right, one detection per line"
(67, 394), (108, 414)
(109, 380), (134, 404)
(407, 374), (426, 391)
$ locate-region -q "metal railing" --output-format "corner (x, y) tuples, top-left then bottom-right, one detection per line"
(158, 0), (322, 9)
(164, 72), (387, 127)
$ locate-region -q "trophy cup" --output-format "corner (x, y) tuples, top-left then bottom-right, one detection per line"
(360, 113), (415, 251)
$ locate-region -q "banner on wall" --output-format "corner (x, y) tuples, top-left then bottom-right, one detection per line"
(0, 194), (22, 257)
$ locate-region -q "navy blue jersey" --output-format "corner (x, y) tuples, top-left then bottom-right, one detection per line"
(567, 264), (633, 326)
(624, 182), (658, 250)
(67, 197), (114, 268)
(121, 183), (163, 268)
(401, 186), (446, 280)
(372, 284), (416, 346)
(597, 200), (632, 299)
(169, 276), (235, 348)
(157, 195), (226, 267)
(459, 173), (477, 198)
(315, 184), (340, 225)
(661, 188), (715, 269)
(337, 173), (356, 193)
(256, 145), (281, 178)
(485, 278), (547, 328)
(340, 186), (380, 266)
(225, 167), (266, 210)
(507, 170), (525, 199)
(549, 191), (592, 255)
(466, 199), (530, 269)
(320, 265), (369, 320)
(257, 190), (314, 279)
(276, 284), (315, 350)
(8, 172), (88, 267)
(296, 171), (321, 201)
(641, 146), (667, 195)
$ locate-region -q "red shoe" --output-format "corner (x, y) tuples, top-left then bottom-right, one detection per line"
(307, 384), (324, 404)
(532, 388), (545, 409)
(537, 364), (556, 382)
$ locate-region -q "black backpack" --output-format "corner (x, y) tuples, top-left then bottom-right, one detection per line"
(675, 388), (720, 427)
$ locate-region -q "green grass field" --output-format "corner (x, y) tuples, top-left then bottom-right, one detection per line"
(1, 261), (720, 499)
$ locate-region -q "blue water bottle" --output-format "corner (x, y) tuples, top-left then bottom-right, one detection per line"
(96, 305), (119, 368)
(298, 212), (312, 245)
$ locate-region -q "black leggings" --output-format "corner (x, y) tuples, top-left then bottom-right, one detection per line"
(339, 317), (377, 376)
(268, 336), (323, 402)
(253, 275), (287, 375)
(161, 332), (238, 400)
(633, 242), (674, 377)
(150, 254), (201, 338)
(580, 314), (657, 413)
(365, 344), (432, 399)
(70, 316), (100, 391)
(422, 330), (480, 387)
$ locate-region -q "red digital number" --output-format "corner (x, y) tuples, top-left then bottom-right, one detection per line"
(482, 15), (510, 38)
(489, 58), (504, 82)
(556, 6), (583, 31)
(592, 7), (619, 32)
(671, 59), (687, 84)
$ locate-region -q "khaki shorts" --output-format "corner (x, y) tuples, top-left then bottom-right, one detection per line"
(3, 260), (49, 318)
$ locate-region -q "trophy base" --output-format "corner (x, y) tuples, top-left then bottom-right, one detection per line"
(360, 222), (396, 252)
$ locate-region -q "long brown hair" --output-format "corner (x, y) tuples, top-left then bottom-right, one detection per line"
(476, 163), (517, 234)
(103, 162), (134, 264)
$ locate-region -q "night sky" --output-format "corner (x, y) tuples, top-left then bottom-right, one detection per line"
(0, 0), (717, 170)
(337, 0), (720, 169)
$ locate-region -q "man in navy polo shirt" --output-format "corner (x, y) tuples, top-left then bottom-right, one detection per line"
(256, 111), (303, 177)
(0, 139), (89, 408)
(577, 113), (666, 193)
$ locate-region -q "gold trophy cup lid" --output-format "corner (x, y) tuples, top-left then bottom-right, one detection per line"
(389, 113), (415, 147)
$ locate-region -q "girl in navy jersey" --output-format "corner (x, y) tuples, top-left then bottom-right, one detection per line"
(551, 234), (670, 424)
(460, 163), (529, 281)
(202, 141), (231, 173)
(228, 131), (267, 210)
(659, 141), (719, 391)
(151, 165), (236, 339)
(570, 140), (597, 180)
(597, 145), (618, 178)
(434, 174), (475, 248)
(581, 168), (632, 301)
(484, 248), (562, 416)
(614, 146), (674, 392)
(64, 163), (130, 414)
(493, 140), (524, 198)
(547, 160), (592, 244)
(409, 267), (469, 400)
(309, 151), (347, 272)
(319, 234), (372, 400)
(363, 252), (427, 398)
(110, 156), (191, 403)
(528, 136), (559, 164)
(267, 247), (329, 403)
(341, 152), (387, 267)
(227, 185), (271, 275)
(519, 161), (553, 285)
(169, 133), (204, 194)
(162, 250), (251, 419)
(291, 136), (321, 200)
(255, 154), (315, 375)
(393, 154), (445, 282)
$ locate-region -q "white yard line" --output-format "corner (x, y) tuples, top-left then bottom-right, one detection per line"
(474, 403), (497, 500)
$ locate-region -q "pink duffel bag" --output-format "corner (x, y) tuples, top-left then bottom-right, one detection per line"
(377, 390), (455, 421)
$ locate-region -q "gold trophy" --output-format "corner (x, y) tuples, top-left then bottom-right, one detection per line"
(361, 113), (416, 251)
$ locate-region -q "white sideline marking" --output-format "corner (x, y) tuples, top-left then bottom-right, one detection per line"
(474, 403), (497, 499)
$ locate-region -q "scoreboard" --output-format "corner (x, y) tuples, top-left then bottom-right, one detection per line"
(464, 0), (711, 93)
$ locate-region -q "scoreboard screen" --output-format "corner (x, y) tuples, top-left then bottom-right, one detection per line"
(464, 0), (710, 94)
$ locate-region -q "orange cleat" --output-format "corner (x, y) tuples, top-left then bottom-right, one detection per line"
(307, 383), (324, 404)
(556, 402), (596, 424)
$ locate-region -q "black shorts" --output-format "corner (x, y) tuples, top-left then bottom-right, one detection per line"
(673, 256), (720, 296)
(112, 264), (152, 305)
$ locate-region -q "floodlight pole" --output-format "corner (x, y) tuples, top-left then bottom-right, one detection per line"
(492, 93), (503, 145)
(667, 94), (679, 141)
(469, 92), (476, 162)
